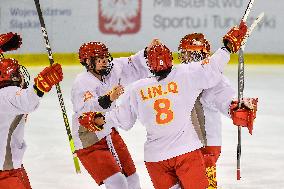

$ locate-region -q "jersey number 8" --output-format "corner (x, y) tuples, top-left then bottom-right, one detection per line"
(154, 98), (174, 125)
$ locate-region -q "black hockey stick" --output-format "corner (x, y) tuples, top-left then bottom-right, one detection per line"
(33, 0), (81, 173)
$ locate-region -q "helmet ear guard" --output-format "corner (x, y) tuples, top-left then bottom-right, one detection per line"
(178, 33), (211, 63)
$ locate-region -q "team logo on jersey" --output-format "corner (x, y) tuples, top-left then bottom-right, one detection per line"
(98, 0), (142, 36)
(16, 89), (23, 96)
(83, 91), (94, 102)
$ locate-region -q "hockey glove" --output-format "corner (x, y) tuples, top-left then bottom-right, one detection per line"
(230, 98), (258, 135)
(223, 21), (248, 53)
(0, 32), (22, 53)
(78, 112), (105, 132)
(34, 63), (63, 93)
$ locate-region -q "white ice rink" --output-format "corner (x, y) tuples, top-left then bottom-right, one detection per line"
(22, 64), (284, 189)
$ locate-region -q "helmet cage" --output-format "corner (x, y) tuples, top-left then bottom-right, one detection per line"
(0, 58), (30, 89)
(179, 50), (209, 63)
(19, 64), (30, 88)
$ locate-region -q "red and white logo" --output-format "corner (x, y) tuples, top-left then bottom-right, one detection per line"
(99, 0), (142, 36)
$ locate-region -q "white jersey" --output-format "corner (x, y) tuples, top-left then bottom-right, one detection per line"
(200, 76), (236, 146)
(105, 48), (230, 162)
(71, 50), (150, 150)
(0, 86), (40, 170)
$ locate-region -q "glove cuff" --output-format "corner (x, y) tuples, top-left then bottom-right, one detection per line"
(33, 84), (45, 97)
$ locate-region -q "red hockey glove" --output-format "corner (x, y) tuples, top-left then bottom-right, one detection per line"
(230, 98), (258, 135)
(223, 21), (248, 53)
(78, 112), (105, 132)
(0, 32), (22, 53)
(34, 63), (63, 93)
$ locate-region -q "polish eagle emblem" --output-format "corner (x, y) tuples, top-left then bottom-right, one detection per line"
(99, 0), (141, 35)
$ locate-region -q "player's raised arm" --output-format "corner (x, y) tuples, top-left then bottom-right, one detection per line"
(208, 20), (249, 73)
(116, 39), (162, 85)
(0, 59), (63, 114)
(185, 21), (248, 90)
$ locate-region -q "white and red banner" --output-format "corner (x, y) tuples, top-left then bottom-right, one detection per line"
(0, 0), (282, 54)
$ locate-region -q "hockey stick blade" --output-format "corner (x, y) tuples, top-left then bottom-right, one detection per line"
(242, 12), (265, 50)
(242, 0), (255, 22)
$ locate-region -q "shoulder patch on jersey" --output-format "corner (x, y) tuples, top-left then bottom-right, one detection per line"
(16, 89), (23, 96)
(83, 91), (94, 102)
(201, 58), (210, 65)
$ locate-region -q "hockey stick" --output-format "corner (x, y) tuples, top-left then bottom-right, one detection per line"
(236, 0), (255, 180)
(237, 48), (244, 181)
(33, 0), (81, 173)
(106, 135), (123, 170)
(241, 12), (265, 50)
(237, 12), (264, 181)
(242, 0), (255, 22)
(106, 78), (123, 170)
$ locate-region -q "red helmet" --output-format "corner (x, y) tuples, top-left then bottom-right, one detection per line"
(147, 44), (173, 73)
(79, 42), (110, 63)
(0, 58), (21, 88)
(0, 32), (22, 54)
(178, 33), (210, 62)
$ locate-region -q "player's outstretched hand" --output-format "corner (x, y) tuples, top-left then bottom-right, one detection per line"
(230, 98), (258, 135)
(109, 85), (124, 102)
(34, 63), (63, 93)
(79, 112), (105, 132)
(223, 21), (248, 53)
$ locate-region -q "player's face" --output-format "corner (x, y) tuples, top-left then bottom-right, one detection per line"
(179, 50), (206, 63)
(179, 51), (192, 63)
(10, 70), (25, 88)
(86, 56), (112, 76)
(95, 57), (109, 71)
(19, 73), (26, 88)
(94, 56), (111, 76)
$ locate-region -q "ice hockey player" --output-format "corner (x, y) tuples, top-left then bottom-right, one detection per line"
(79, 41), (230, 189)
(71, 40), (160, 189)
(77, 21), (256, 189)
(178, 31), (258, 188)
(0, 32), (63, 189)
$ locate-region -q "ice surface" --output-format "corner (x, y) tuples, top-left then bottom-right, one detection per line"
(22, 65), (284, 189)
